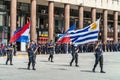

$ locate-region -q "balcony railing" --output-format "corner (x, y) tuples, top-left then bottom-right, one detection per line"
(0, 5), (6, 9)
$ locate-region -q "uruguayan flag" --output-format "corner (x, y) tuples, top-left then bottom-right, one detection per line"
(70, 19), (100, 45)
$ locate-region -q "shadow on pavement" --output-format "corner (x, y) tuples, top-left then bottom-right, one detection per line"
(51, 68), (68, 71)
(0, 63), (6, 65)
(18, 68), (29, 70)
(56, 64), (70, 67)
(81, 70), (99, 73)
(40, 60), (49, 62)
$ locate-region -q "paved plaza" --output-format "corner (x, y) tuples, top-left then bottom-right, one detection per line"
(0, 52), (120, 80)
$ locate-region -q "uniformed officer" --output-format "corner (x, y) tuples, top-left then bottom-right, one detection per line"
(6, 43), (13, 65)
(92, 41), (106, 73)
(70, 43), (79, 67)
(48, 40), (54, 62)
(13, 44), (17, 56)
(27, 40), (38, 70)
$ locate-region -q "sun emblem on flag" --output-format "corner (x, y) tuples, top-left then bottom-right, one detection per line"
(90, 22), (97, 30)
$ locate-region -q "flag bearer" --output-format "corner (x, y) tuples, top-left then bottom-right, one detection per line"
(27, 40), (38, 70)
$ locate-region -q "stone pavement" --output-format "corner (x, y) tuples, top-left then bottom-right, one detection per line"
(0, 52), (120, 80)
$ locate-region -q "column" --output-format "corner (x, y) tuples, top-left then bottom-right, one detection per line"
(10, 0), (17, 38)
(48, 1), (54, 40)
(113, 11), (118, 43)
(103, 9), (108, 43)
(78, 6), (84, 29)
(30, 0), (36, 41)
(91, 8), (96, 23)
(64, 4), (70, 31)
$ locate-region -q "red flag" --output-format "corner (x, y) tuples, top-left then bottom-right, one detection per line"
(57, 25), (76, 44)
(57, 35), (71, 44)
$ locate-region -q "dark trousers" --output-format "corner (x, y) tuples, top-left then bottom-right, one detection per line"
(48, 50), (54, 62)
(6, 53), (12, 64)
(28, 56), (36, 69)
(48, 54), (53, 62)
(93, 54), (103, 71)
(70, 53), (78, 66)
(14, 50), (16, 56)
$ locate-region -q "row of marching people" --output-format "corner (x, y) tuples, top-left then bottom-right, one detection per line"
(1, 40), (119, 57)
(37, 41), (120, 54)
(0, 43), (17, 57)
(37, 42), (94, 54)
(0, 40), (106, 73)
(25, 39), (117, 72)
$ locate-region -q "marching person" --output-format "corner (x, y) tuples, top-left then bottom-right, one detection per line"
(27, 40), (38, 70)
(92, 41), (106, 73)
(70, 43), (79, 67)
(6, 43), (13, 65)
(13, 44), (17, 56)
(48, 40), (54, 62)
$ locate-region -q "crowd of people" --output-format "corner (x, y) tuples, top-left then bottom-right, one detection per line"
(0, 44), (17, 57)
(0, 41), (120, 57)
(37, 41), (120, 54)
(0, 40), (119, 72)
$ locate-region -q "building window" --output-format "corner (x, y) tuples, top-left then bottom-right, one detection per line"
(17, 3), (30, 12)
(112, 0), (119, 1)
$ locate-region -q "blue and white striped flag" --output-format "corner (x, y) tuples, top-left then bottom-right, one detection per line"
(70, 19), (100, 45)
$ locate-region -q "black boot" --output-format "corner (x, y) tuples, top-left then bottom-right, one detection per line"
(48, 58), (50, 61)
(48, 55), (51, 61)
(32, 65), (36, 70)
(50, 58), (54, 62)
(100, 71), (106, 73)
(10, 61), (13, 65)
(70, 62), (72, 66)
(10, 63), (13, 65)
(100, 65), (106, 73)
(92, 63), (97, 72)
(27, 66), (30, 70)
(6, 62), (8, 65)
(27, 65), (30, 70)
(70, 59), (74, 66)
(92, 67), (95, 72)
(6, 59), (9, 65)
(51, 61), (54, 62)
(51, 55), (53, 62)
(75, 64), (79, 67)
(33, 68), (36, 70)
